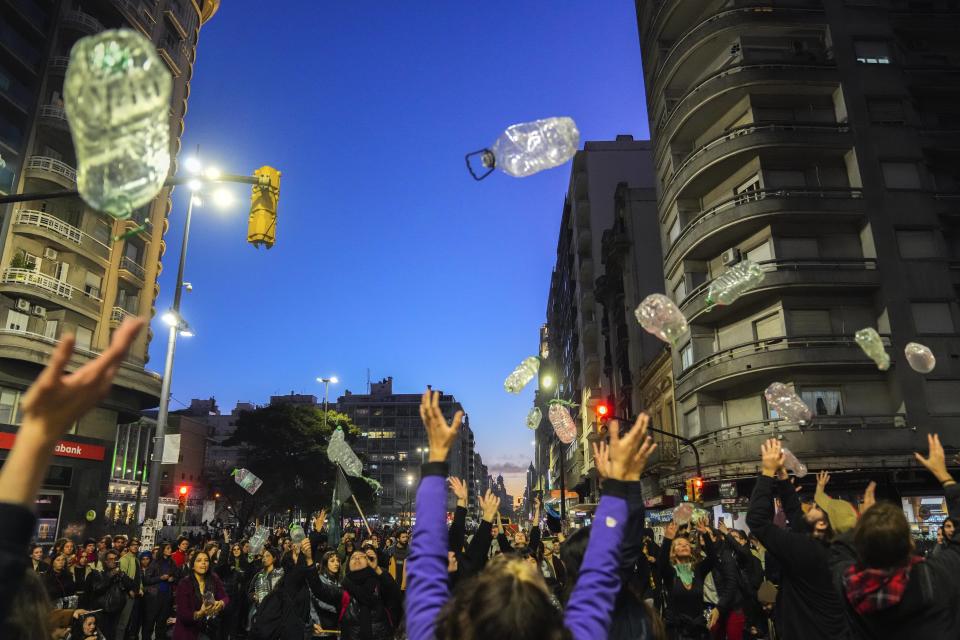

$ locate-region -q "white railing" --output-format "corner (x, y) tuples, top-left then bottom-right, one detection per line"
(1, 268), (73, 299)
(0, 328), (147, 368)
(63, 9), (104, 32)
(26, 156), (77, 183)
(48, 56), (69, 72)
(16, 210), (82, 245)
(111, 306), (133, 323)
(120, 256), (145, 280)
(38, 105), (66, 121)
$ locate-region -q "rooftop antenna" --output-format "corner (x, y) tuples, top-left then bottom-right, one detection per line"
(366, 368), (371, 394)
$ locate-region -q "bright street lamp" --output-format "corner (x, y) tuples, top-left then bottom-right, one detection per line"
(540, 374), (554, 390)
(183, 156), (201, 173)
(317, 376), (339, 429)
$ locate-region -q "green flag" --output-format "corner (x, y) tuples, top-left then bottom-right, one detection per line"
(328, 464), (353, 547)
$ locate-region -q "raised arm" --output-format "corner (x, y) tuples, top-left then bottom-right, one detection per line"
(447, 478), (468, 553)
(464, 490), (499, 573)
(405, 390), (462, 640)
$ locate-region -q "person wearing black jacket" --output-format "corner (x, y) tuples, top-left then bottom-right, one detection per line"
(142, 542), (177, 640)
(460, 489), (500, 576)
(216, 540), (252, 639)
(42, 553), (78, 607)
(830, 433), (960, 639)
(85, 549), (136, 640)
(746, 438), (849, 640)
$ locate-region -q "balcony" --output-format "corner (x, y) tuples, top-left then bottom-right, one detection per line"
(24, 156), (76, 188)
(676, 334), (882, 400)
(679, 258), (881, 323)
(111, 306), (135, 326)
(661, 123), (851, 209)
(157, 47), (181, 76)
(37, 105), (69, 131)
(13, 210), (112, 262)
(119, 256), (145, 283)
(665, 188), (865, 271)
(1, 268), (73, 299)
(163, 8), (188, 38)
(62, 9), (104, 35)
(48, 56), (69, 75)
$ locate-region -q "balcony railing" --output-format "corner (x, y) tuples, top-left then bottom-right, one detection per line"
(111, 306), (134, 324)
(48, 56), (70, 73)
(684, 414), (908, 450)
(16, 210), (83, 245)
(26, 156), (77, 184)
(63, 9), (104, 33)
(1, 268), (73, 299)
(120, 256), (145, 280)
(38, 104), (67, 123)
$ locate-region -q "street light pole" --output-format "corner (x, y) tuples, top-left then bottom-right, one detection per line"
(317, 376), (338, 430)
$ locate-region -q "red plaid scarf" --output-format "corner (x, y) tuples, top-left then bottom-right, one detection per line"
(842, 556), (924, 614)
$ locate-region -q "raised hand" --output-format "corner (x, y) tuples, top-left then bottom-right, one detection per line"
(915, 434), (954, 485)
(861, 481), (877, 513)
(607, 413), (657, 481)
(313, 509), (327, 532)
(591, 440), (611, 480)
(479, 490), (500, 523)
(419, 389), (463, 462)
(761, 439), (784, 477)
(718, 520), (729, 535)
(664, 520), (678, 540)
(448, 477), (468, 507)
(816, 471), (831, 492)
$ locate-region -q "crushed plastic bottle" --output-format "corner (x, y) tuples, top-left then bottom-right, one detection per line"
(635, 293), (690, 345)
(485, 117), (580, 178)
(548, 403), (577, 444)
(691, 508), (709, 525)
(855, 327), (890, 371)
(705, 260), (765, 308)
(248, 526), (269, 556)
(780, 447), (808, 478)
(289, 523), (306, 545)
(905, 342), (936, 374)
(232, 468), (263, 495)
(504, 356), (540, 394)
(64, 29), (172, 219)
(526, 406), (542, 431)
(673, 503), (694, 525)
(327, 427), (363, 477)
(764, 382), (813, 424)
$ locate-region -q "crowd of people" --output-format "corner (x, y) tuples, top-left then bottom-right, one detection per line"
(0, 319), (958, 639)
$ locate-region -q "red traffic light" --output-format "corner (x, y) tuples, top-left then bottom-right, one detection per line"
(693, 478), (703, 489)
(178, 485), (189, 496)
(596, 403), (610, 419)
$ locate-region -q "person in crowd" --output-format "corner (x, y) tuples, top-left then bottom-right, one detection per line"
(217, 540), (251, 639)
(746, 439), (848, 640)
(85, 548), (135, 640)
(173, 550), (228, 640)
(52, 538), (77, 565)
(538, 536), (566, 596)
(387, 529), (411, 591)
(337, 535), (356, 567)
(830, 433), (960, 638)
(65, 611), (108, 640)
(30, 543), (49, 574)
(43, 553), (78, 609)
(406, 389), (652, 640)
(310, 551), (342, 636)
(143, 541), (177, 640)
(249, 545), (284, 626)
(929, 517), (958, 557)
(136, 551), (154, 640)
(172, 537), (190, 569)
(114, 537), (140, 640)
(82, 540), (97, 565)
(708, 521), (763, 640)
(654, 517), (718, 639)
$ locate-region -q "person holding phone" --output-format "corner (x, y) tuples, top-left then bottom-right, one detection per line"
(173, 551), (228, 640)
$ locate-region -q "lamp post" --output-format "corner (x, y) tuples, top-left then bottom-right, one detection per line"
(539, 370), (568, 525)
(316, 376), (339, 429)
(405, 474), (413, 526)
(416, 447), (427, 464)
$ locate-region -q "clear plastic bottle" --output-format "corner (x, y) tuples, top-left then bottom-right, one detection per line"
(548, 403), (577, 444)
(233, 468), (263, 495)
(673, 503), (693, 525)
(504, 356), (540, 394)
(764, 382), (813, 424)
(249, 526), (269, 556)
(855, 327), (890, 371)
(905, 342), (936, 374)
(289, 523), (306, 545)
(486, 117), (580, 178)
(327, 426), (363, 477)
(526, 406), (542, 431)
(705, 260), (765, 308)
(635, 293), (690, 345)
(64, 29), (172, 219)
(781, 447), (809, 478)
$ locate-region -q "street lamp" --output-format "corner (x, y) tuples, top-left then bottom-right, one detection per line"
(317, 376), (339, 429)
(416, 447), (427, 464)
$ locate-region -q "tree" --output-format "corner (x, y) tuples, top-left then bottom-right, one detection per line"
(214, 405), (373, 532)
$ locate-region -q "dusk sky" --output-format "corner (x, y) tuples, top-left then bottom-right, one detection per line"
(148, 2), (650, 494)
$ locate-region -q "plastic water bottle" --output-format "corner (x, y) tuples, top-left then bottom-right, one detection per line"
(249, 526), (269, 556)
(64, 29), (172, 219)
(635, 293), (689, 345)
(764, 382), (813, 424)
(673, 503), (693, 525)
(781, 447), (809, 478)
(289, 523), (306, 545)
(327, 426), (363, 477)
(486, 117), (580, 178)
(905, 342), (936, 374)
(526, 406), (542, 431)
(548, 403), (577, 444)
(233, 468), (263, 495)
(855, 328), (890, 371)
(505, 356), (540, 394)
(705, 260), (765, 308)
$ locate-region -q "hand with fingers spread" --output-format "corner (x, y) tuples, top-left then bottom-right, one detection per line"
(313, 509), (327, 533)
(591, 440), (611, 480)
(664, 520), (678, 541)
(861, 481), (877, 513)
(479, 490), (500, 524)
(448, 477), (468, 508)
(816, 471), (831, 492)
(915, 433), (955, 485)
(419, 389), (463, 463)
(760, 439), (785, 478)
(606, 413), (658, 481)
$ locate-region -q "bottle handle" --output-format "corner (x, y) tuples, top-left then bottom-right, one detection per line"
(465, 149), (495, 181)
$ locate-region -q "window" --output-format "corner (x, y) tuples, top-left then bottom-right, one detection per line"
(881, 162), (922, 189)
(54, 261), (69, 282)
(43, 320), (58, 339)
(75, 326), (93, 350)
(855, 41), (891, 64)
(789, 309), (832, 335)
(912, 302), (954, 334)
(779, 237), (820, 259)
(867, 98), (906, 124)
(0, 388), (19, 424)
(746, 241), (772, 264)
(683, 408), (700, 438)
(897, 230), (937, 258)
(799, 388), (843, 416)
(755, 313), (784, 340)
(5, 310), (28, 332)
(84, 272), (102, 298)
(680, 343), (694, 370)
(668, 218), (681, 245)
(734, 175), (762, 203)
(364, 431), (396, 439)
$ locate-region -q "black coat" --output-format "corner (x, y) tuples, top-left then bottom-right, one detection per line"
(830, 482), (960, 639)
(309, 567), (399, 640)
(746, 475), (849, 640)
(42, 568), (77, 602)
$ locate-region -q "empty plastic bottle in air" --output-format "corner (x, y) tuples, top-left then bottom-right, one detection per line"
(505, 356), (540, 394)
(764, 382), (813, 424)
(635, 293), (690, 345)
(327, 426), (363, 478)
(781, 447), (809, 478)
(905, 342), (936, 374)
(471, 117), (580, 179)
(64, 29), (172, 219)
(289, 524), (306, 545)
(855, 327), (890, 371)
(548, 403), (577, 444)
(673, 503), (694, 525)
(233, 468), (263, 495)
(249, 526), (269, 556)
(705, 260), (765, 309)
(526, 406), (542, 431)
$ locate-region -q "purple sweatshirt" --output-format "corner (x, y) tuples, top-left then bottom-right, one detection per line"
(405, 462), (629, 640)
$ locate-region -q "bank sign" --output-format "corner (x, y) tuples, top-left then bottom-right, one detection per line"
(0, 433), (106, 461)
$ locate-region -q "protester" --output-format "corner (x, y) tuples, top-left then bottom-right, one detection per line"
(217, 540), (251, 638)
(30, 543), (49, 574)
(387, 529), (411, 590)
(43, 553), (78, 609)
(654, 517), (719, 639)
(143, 541), (177, 639)
(173, 550), (228, 640)
(310, 550), (342, 636)
(65, 612), (108, 640)
(172, 537), (190, 569)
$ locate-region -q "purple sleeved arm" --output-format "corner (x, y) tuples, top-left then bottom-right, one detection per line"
(563, 493), (628, 640)
(404, 473), (450, 640)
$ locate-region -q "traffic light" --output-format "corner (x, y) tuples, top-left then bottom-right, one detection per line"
(684, 477), (704, 502)
(177, 485), (189, 513)
(248, 166), (281, 249)
(595, 397), (613, 425)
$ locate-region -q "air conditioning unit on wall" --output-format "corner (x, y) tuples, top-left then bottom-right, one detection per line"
(44, 247), (58, 260)
(721, 248), (741, 267)
(16, 299), (31, 312)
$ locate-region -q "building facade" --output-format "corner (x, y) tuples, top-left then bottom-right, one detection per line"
(0, 0), (217, 541)
(636, 0), (960, 503)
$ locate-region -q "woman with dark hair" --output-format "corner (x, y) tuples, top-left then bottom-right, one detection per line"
(249, 545), (284, 624)
(42, 553), (78, 609)
(65, 612), (107, 640)
(172, 550), (228, 640)
(29, 543), (49, 574)
(216, 541), (251, 639)
(143, 541), (178, 640)
(310, 551), (342, 638)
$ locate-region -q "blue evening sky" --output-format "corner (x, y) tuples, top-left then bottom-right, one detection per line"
(149, 1), (650, 487)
